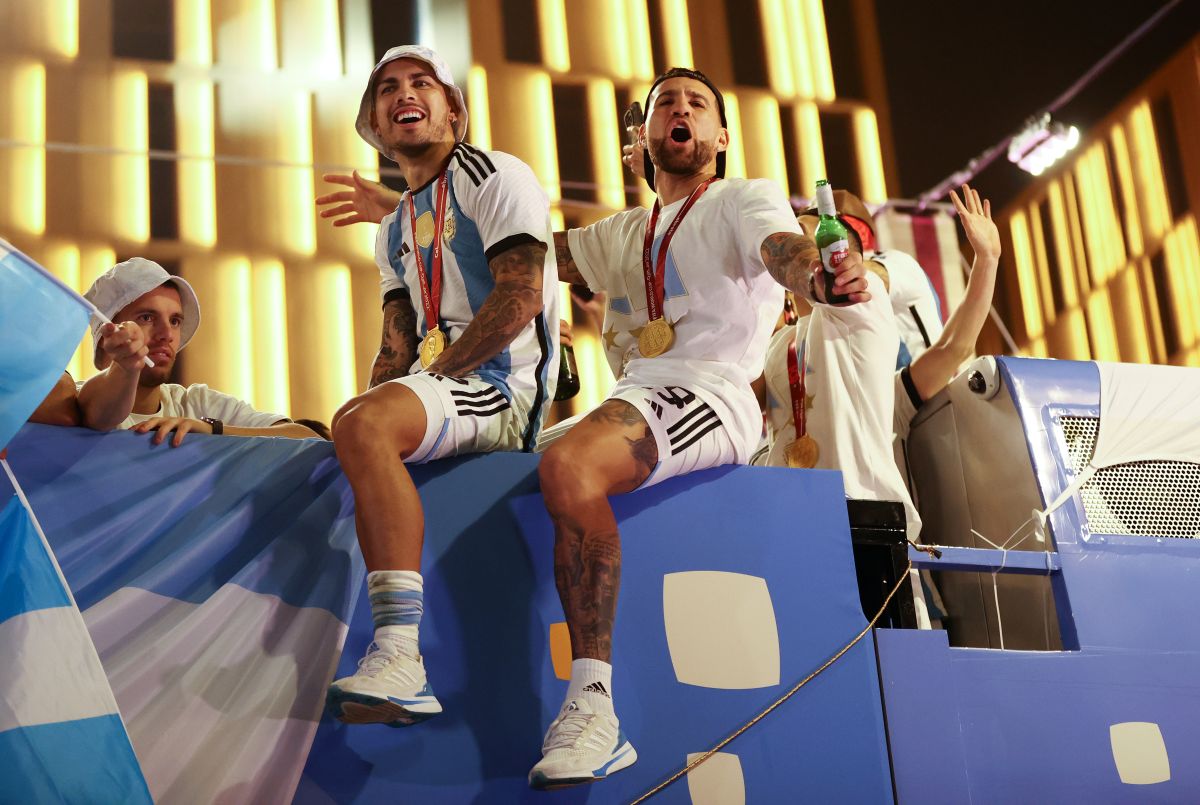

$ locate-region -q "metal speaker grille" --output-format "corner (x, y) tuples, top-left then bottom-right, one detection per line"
(1059, 415), (1200, 538)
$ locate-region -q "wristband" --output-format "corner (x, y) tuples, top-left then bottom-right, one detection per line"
(201, 417), (224, 435)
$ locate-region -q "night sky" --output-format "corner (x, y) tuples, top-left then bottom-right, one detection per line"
(874, 0), (1198, 210)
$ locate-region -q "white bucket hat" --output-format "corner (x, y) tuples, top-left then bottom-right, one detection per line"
(355, 44), (468, 159)
(84, 257), (201, 369)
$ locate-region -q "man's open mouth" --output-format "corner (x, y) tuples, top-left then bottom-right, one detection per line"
(670, 125), (692, 143)
(393, 108), (426, 125)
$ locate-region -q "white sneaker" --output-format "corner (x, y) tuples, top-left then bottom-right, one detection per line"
(528, 698), (637, 790)
(326, 641), (442, 727)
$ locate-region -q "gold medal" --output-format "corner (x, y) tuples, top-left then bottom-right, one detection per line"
(638, 317), (675, 358)
(420, 328), (446, 368)
(414, 210), (436, 248)
(784, 434), (819, 468)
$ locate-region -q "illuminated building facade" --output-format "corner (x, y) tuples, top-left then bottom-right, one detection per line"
(0, 0), (896, 421)
(991, 37), (1200, 367)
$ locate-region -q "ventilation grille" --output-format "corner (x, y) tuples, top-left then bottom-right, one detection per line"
(1059, 415), (1200, 539)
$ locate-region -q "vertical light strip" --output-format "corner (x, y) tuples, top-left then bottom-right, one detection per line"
(6, 62), (46, 235)
(573, 332), (613, 416)
(795, 101), (825, 190)
(721, 94), (746, 179)
(219, 257), (256, 404)
(529, 71), (561, 203)
(1092, 144), (1126, 278)
(176, 0), (213, 65)
(1112, 265), (1150, 363)
(467, 66), (493, 150)
(559, 284), (573, 326)
(624, 0), (654, 80)
(252, 260), (292, 415)
(1164, 216), (1200, 355)
(588, 79), (625, 209)
(852, 107), (887, 203)
(49, 0), (79, 58)
(741, 95), (787, 190)
(283, 91), (317, 256)
(539, 0), (570, 72)
(659, 0), (694, 67)
(1109, 123), (1143, 255)
(46, 244), (84, 378)
(113, 69), (150, 243)
(1085, 288), (1120, 361)
(801, 0), (835, 100)
(606, 0), (633, 80)
(759, 0), (795, 97)
(317, 263), (357, 415)
(1047, 182), (1079, 308)
(1129, 102), (1171, 241)
(1027, 201), (1056, 323)
(176, 80), (217, 247)
(783, 0), (814, 98)
(259, 0), (279, 70)
(1009, 210), (1044, 341)
(1061, 170), (1091, 295)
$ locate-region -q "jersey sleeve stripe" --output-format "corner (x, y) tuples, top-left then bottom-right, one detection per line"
(462, 143), (497, 174)
(452, 150), (481, 186)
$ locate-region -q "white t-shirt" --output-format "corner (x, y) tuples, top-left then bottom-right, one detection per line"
(375, 143), (560, 449)
(75, 382), (287, 431)
(871, 249), (943, 369)
(762, 273), (922, 539)
(567, 178), (797, 460)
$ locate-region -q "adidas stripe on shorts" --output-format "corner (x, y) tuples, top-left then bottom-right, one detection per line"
(387, 372), (526, 463)
(606, 380), (737, 489)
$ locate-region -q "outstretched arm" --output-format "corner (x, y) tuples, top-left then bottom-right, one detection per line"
(78, 321), (149, 431)
(426, 241), (546, 377)
(552, 231), (586, 285)
(369, 291), (421, 388)
(759, 232), (871, 305)
(908, 184), (1001, 400)
(316, 171), (402, 227)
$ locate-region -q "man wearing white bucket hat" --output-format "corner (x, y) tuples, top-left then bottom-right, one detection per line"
(325, 45), (558, 728)
(77, 257), (317, 445)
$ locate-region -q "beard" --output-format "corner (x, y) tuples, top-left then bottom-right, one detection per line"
(647, 135), (718, 176)
(386, 115), (455, 160)
(138, 362), (174, 389)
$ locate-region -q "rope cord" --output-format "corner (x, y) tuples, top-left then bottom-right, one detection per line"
(629, 556), (915, 804)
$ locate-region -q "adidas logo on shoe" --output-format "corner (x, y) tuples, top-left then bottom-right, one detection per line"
(580, 680), (610, 697)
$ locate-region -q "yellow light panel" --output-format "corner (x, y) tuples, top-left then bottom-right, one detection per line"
(853, 108), (887, 204)
(176, 80), (217, 247)
(551, 208), (565, 231)
(795, 101), (825, 190)
(1008, 210), (1044, 339)
(48, 0), (79, 58)
(802, 0), (835, 100)
(5, 62), (46, 235)
(782, 0), (814, 98)
(624, 0), (654, 80)
(281, 91), (317, 256)
(176, 0), (213, 65)
(1085, 287), (1120, 362)
(215, 256), (256, 404)
(1129, 102), (1171, 240)
(113, 69), (149, 243)
(605, 0), (633, 80)
(559, 284), (573, 326)
(1027, 201), (1056, 323)
(1046, 182), (1079, 308)
(740, 94), (787, 191)
(46, 243), (84, 378)
(252, 259), (292, 416)
(1109, 123), (1143, 255)
(1111, 264), (1150, 363)
(539, 0), (570, 72)
(315, 263), (358, 416)
(1061, 169), (1091, 295)
(721, 94), (747, 179)
(760, 0), (795, 97)
(572, 331), (613, 416)
(1164, 216), (1200, 353)
(588, 79), (626, 209)
(528, 71), (561, 203)
(467, 66), (493, 150)
(659, 0), (694, 67)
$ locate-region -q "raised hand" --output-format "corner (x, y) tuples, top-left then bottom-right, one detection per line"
(98, 321), (148, 372)
(316, 171), (401, 227)
(621, 126), (646, 179)
(814, 250), (871, 306)
(949, 184), (1000, 264)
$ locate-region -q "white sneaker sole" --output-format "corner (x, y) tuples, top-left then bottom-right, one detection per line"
(528, 740), (638, 790)
(326, 687), (442, 728)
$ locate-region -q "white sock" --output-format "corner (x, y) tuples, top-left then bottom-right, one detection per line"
(565, 658), (615, 715)
(367, 570), (422, 655)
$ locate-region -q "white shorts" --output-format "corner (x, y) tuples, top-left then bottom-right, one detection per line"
(608, 382), (737, 489)
(387, 372), (525, 463)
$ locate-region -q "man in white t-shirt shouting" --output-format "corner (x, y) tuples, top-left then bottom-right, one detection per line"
(532, 67), (871, 789)
(78, 258), (317, 445)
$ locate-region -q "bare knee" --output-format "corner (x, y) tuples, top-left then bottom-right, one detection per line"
(539, 443), (603, 516)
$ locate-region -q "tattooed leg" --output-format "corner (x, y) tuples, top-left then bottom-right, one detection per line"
(538, 399), (658, 661)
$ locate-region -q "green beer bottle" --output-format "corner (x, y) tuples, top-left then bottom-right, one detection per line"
(814, 179), (850, 304)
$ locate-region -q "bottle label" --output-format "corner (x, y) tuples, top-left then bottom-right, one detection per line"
(821, 239), (849, 273)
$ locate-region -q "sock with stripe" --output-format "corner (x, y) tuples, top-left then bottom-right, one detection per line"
(367, 570), (423, 657)
(565, 658), (615, 716)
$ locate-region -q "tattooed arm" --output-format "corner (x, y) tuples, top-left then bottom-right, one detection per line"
(426, 240), (546, 377)
(369, 291), (420, 388)
(553, 231), (586, 285)
(760, 232), (871, 305)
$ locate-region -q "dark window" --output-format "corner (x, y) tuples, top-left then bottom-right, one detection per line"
(1039, 200), (1064, 313)
(646, 0), (669, 75)
(501, 0), (542, 64)
(818, 111), (860, 197)
(724, 0), (769, 88)
(1103, 136), (1131, 248)
(148, 84), (178, 241)
(821, 0), (865, 100)
(369, 0), (418, 62)
(553, 83), (593, 203)
(112, 0), (174, 61)
(1148, 249), (1180, 357)
(1150, 93), (1190, 222)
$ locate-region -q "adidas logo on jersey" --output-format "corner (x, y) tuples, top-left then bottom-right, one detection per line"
(580, 681), (610, 698)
